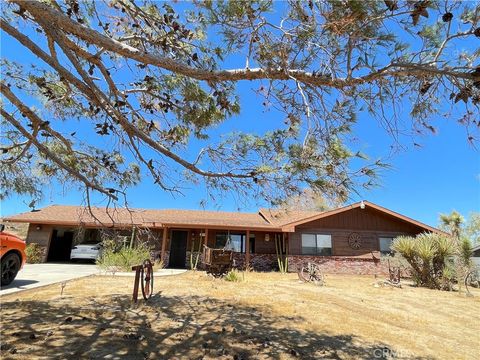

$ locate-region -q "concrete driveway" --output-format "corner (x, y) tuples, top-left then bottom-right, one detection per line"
(0, 263), (99, 296)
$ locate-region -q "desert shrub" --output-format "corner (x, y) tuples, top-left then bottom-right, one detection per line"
(25, 243), (43, 263)
(224, 269), (242, 282)
(97, 242), (151, 272)
(392, 233), (456, 290)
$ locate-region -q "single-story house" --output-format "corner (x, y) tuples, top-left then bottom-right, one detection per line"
(4, 200), (442, 274)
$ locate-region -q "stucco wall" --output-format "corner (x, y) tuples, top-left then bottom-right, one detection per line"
(25, 224), (53, 262)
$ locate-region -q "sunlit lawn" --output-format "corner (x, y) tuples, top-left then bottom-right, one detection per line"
(1, 271), (479, 359)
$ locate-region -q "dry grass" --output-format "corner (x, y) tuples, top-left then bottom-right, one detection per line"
(1, 272), (479, 359)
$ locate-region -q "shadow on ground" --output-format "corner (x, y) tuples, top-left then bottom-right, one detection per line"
(0, 293), (433, 360)
(0, 279), (39, 290)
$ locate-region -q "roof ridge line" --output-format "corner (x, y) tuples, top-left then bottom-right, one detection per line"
(258, 209), (273, 224)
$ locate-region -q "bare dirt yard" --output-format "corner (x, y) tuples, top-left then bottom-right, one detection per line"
(1, 272), (479, 360)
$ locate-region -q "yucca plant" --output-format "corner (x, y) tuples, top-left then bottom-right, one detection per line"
(434, 235), (455, 258)
(440, 263), (456, 291)
(392, 232), (457, 290)
(392, 236), (416, 259)
(415, 234), (436, 262)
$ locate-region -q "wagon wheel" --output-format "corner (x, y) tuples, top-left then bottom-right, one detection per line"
(297, 267), (309, 282)
(298, 263), (313, 283)
(465, 267), (480, 297)
(308, 263), (325, 285)
(140, 259), (154, 300)
(299, 263), (324, 285)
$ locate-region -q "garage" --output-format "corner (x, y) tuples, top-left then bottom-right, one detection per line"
(46, 228), (102, 262)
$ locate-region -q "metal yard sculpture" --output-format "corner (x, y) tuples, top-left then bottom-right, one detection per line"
(297, 262), (325, 286)
(132, 259), (154, 303)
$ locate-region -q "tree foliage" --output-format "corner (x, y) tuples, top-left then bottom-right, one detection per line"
(1, 0), (479, 207)
(440, 210), (464, 240)
(464, 213), (480, 245)
(278, 187), (344, 211)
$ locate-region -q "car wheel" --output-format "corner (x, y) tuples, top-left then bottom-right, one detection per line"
(1, 253), (21, 286)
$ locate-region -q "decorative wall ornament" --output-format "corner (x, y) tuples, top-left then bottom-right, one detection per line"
(348, 232), (362, 249)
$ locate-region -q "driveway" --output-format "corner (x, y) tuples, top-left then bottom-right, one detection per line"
(0, 263), (99, 296)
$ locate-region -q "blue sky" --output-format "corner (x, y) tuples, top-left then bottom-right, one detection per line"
(1, 2), (479, 228)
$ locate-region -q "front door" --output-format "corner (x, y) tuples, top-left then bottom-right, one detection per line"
(169, 230), (188, 268)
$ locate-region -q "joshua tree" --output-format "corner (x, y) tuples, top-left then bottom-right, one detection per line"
(440, 211), (464, 241)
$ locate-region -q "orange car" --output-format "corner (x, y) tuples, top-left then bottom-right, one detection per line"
(0, 224), (26, 286)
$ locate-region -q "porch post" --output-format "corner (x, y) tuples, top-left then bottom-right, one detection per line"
(246, 229), (250, 269)
(161, 226), (168, 265)
(204, 228), (209, 247)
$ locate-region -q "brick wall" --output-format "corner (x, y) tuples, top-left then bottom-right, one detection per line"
(287, 255), (388, 275)
(230, 253), (388, 275)
(185, 251), (205, 270)
(232, 253), (278, 272)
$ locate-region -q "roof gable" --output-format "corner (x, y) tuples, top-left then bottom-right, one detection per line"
(280, 201), (443, 234)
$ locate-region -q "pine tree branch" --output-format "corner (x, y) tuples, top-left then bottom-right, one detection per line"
(0, 82), (118, 200)
(12, 0), (477, 89)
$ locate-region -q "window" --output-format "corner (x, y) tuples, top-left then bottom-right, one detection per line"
(301, 234), (332, 256)
(230, 234), (243, 252)
(215, 232), (228, 249)
(215, 232), (255, 253)
(379, 237), (395, 255)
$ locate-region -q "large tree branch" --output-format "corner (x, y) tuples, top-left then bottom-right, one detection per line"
(11, 0), (478, 89)
(0, 82), (118, 200)
(2, 17), (255, 181)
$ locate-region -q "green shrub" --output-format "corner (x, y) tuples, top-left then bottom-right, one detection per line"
(392, 233), (456, 290)
(392, 236), (415, 258)
(97, 242), (151, 272)
(25, 243), (43, 263)
(224, 269), (242, 282)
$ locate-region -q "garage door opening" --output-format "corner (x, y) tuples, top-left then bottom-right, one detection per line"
(47, 229), (74, 262)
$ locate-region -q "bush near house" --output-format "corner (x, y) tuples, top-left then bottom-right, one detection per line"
(96, 242), (151, 272)
(25, 243), (43, 263)
(392, 232), (465, 290)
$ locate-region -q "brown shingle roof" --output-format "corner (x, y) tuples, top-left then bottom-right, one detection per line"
(3, 201), (443, 234)
(259, 208), (322, 226)
(3, 205), (279, 230)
